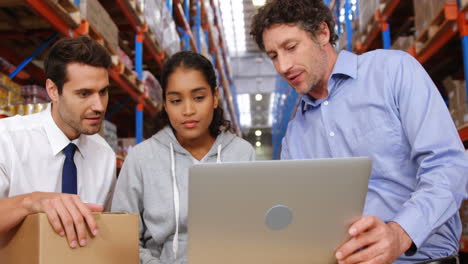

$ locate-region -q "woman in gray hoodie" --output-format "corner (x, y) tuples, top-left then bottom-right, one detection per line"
(112, 51), (256, 264)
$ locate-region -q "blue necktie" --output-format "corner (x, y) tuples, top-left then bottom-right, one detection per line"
(62, 143), (77, 194)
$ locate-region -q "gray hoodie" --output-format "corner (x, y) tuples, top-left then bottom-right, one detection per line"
(111, 126), (256, 264)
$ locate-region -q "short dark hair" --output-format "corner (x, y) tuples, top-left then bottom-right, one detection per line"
(250, 0), (338, 51)
(155, 51), (232, 137)
(44, 36), (111, 94)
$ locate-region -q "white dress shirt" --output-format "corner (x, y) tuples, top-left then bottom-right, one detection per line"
(0, 104), (116, 208)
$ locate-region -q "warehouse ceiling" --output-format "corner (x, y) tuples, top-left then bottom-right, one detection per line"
(220, 0), (277, 135)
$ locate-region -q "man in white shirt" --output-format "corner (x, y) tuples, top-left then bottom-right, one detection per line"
(0, 36), (116, 249)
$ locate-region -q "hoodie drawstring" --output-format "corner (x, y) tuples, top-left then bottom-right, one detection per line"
(217, 144), (222, 163)
(170, 143), (222, 259)
(170, 143), (180, 258)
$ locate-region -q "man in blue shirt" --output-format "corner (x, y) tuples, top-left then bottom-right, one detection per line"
(250, 0), (468, 263)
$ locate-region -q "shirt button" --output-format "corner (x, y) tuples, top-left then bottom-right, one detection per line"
(329, 132), (335, 137)
(324, 100), (329, 106)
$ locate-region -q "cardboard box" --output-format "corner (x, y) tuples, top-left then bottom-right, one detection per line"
(80, 0), (119, 54)
(0, 213), (138, 264)
(444, 77), (468, 128)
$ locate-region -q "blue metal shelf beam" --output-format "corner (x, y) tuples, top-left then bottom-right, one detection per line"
(9, 32), (59, 79)
(382, 23), (391, 49)
(345, 0), (353, 51)
(135, 32), (144, 143)
(195, 0), (201, 51)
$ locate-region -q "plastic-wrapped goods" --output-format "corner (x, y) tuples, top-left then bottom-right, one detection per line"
(194, 26), (210, 59)
(210, 26), (220, 49)
(142, 71), (162, 109)
(145, 0), (163, 43)
(358, 0), (379, 35)
(117, 47), (133, 70)
(202, 0), (215, 26)
(145, 0), (181, 56)
(160, 3), (181, 55)
(101, 120), (118, 152)
(22, 85), (50, 104)
(136, 0), (145, 13)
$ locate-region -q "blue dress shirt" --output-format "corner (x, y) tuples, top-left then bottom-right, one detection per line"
(281, 49), (468, 263)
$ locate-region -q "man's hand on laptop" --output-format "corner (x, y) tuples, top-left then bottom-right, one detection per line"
(334, 216), (412, 264)
(24, 192), (103, 248)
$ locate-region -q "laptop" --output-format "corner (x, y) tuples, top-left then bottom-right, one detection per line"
(187, 157), (371, 264)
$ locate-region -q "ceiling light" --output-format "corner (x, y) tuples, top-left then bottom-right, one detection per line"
(237, 94), (251, 128)
(255, 93), (263, 101)
(255, 130), (262, 137)
(252, 0), (266, 6)
(255, 141), (262, 147)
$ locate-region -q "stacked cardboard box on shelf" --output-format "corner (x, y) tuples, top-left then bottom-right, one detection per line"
(357, 0), (380, 43)
(413, 0), (453, 38)
(79, 0), (119, 54)
(444, 76), (468, 128)
(391, 36), (415, 51)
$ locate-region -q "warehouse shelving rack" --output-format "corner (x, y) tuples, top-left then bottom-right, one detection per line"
(0, 0), (240, 138)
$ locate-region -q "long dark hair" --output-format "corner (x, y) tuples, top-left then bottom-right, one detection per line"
(155, 51), (232, 137)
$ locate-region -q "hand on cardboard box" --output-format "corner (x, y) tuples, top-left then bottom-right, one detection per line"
(25, 192), (103, 248)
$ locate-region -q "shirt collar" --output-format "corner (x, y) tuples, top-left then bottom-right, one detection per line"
(42, 104), (86, 158)
(330, 50), (358, 79)
(300, 50), (358, 114)
(300, 95), (326, 113)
